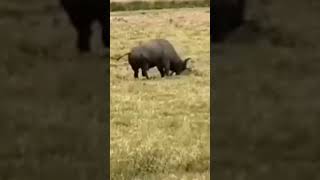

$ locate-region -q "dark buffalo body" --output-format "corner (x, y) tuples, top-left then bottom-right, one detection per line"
(119, 39), (190, 79)
(60, 0), (109, 52)
(212, 0), (246, 42)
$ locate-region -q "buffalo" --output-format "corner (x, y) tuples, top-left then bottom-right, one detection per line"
(212, 0), (247, 42)
(116, 39), (191, 79)
(60, 0), (109, 52)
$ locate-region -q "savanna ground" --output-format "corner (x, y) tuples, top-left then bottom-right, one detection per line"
(0, 1), (107, 179)
(213, 0), (320, 179)
(110, 8), (210, 180)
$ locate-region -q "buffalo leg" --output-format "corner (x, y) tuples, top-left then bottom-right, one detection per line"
(131, 66), (139, 78)
(141, 64), (149, 79)
(157, 66), (165, 77)
(163, 62), (170, 76)
(134, 70), (139, 78)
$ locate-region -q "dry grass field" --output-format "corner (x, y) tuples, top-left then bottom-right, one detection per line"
(110, 8), (210, 179)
